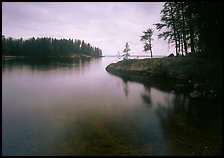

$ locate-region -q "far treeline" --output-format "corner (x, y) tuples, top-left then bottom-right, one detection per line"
(154, 2), (221, 60)
(2, 36), (102, 57)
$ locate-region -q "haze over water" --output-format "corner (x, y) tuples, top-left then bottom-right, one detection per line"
(2, 57), (222, 156)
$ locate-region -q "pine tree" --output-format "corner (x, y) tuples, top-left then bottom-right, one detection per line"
(122, 42), (130, 60)
(140, 28), (153, 58)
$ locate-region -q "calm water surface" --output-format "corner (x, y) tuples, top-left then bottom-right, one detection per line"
(2, 57), (222, 156)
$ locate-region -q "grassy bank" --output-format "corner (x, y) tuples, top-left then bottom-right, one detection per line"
(106, 56), (222, 94)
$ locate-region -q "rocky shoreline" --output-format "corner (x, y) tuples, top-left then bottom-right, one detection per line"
(106, 56), (221, 99)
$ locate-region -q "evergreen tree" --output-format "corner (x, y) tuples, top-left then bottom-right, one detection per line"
(123, 42), (130, 60)
(140, 28), (153, 58)
(155, 2), (222, 58)
(2, 36), (103, 58)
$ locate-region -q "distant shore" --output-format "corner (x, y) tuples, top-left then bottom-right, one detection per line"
(2, 54), (102, 60)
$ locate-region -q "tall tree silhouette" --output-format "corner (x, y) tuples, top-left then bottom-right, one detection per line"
(140, 28), (153, 58)
(155, 2), (222, 58)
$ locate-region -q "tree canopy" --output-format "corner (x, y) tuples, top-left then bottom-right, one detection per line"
(140, 28), (153, 58)
(123, 42), (131, 60)
(154, 2), (222, 59)
(2, 36), (102, 57)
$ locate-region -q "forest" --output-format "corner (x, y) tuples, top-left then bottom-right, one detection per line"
(107, 2), (222, 94)
(2, 36), (102, 57)
(154, 2), (221, 60)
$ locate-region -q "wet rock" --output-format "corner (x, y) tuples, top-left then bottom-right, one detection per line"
(191, 83), (217, 99)
(174, 84), (186, 88)
(189, 90), (202, 98)
(168, 53), (174, 57)
(194, 83), (206, 91)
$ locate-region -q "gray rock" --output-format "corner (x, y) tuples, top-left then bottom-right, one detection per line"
(168, 53), (174, 57)
(190, 90), (202, 98)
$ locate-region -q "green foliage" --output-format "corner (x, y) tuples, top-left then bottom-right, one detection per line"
(2, 36), (102, 57)
(155, 2), (222, 59)
(122, 42), (130, 60)
(140, 28), (153, 58)
(109, 56), (221, 92)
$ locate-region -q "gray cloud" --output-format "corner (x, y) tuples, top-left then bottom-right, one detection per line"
(2, 2), (174, 56)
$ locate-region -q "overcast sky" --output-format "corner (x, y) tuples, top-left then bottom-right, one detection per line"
(2, 2), (174, 56)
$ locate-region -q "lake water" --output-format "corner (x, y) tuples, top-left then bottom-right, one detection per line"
(2, 57), (222, 156)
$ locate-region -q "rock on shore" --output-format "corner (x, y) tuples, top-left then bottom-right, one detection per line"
(106, 56), (221, 98)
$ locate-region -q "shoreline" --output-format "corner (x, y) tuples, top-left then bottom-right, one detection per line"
(106, 56), (222, 99)
(2, 55), (102, 60)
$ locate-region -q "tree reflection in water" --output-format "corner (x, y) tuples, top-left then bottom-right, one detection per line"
(122, 80), (129, 98)
(141, 85), (152, 106)
(154, 92), (222, 156)
(2, 57), (93, 73)
(110, 72), (221, 156)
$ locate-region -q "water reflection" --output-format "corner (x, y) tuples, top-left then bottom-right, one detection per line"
(122, 79), (129, 98)
(155, 95), (222, 156)
(141, 85), (152, 106)
(108, 69), (222, 156)
(2, 57), (221, 156)
(2, 57), (95, 72)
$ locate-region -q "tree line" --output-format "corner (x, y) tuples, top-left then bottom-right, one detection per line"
(154, 2), (221, 59)
(138, 2), (221, 59)
(2, 36), (102, 57)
